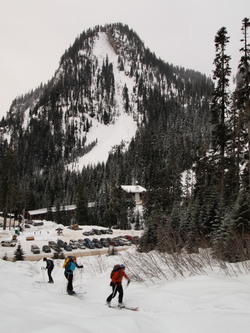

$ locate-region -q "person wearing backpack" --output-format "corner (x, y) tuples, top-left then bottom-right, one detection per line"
(106, 264), (130, 308)
(43, 257), (54, 283)
(64, 256), (83, 295)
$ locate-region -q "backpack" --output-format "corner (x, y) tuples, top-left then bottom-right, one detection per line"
(62, 256), (74, 268)
(110, 264), (122, 278)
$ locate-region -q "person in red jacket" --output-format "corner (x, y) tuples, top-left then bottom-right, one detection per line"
(106, 264), (130, 308)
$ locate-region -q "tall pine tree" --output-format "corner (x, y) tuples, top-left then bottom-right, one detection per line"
(0, 147), (19, 230)
(211, 27), (231, 208)
(235, 18), (250, 191)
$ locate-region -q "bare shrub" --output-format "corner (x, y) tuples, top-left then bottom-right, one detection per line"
(119, 246), (250, 285)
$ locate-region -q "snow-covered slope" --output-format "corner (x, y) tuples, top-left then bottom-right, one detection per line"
(1, 250), (250, 333)
(1, 221), (250, 333)
(68, 31), (139, 169)
(68, 112), (137, 169)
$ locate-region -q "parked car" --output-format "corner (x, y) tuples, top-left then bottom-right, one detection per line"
(1, 241), (16, 247)
(118, 237), (131, 246)
(48, 241), (57, 248)
(57, 239), (65, 248)
(69, 239), (78, 244)
(84, 238), (95, 249)
(33, 221), (44, 226)
(77, 243), (86, 250)
(64, 244), (72, 251)
(82, 230), (94, 236)
(92, 229), (102, 235)
(92, 238), (103, 248)
(132, 236), (140, 244)
(42, 245), (51, 253)
(109, 239), (120, 247)
(78, 239), (85, 243)
(31, 245), (40, 254)
(112, 238), (125, 246)
(48, 241), (61, 250)
(100, 238), (109, 247)
(82, 231), (91, 236)
(124, 235), (134, 241)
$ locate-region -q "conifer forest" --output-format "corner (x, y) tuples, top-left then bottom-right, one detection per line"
(0, 20), (249, 262)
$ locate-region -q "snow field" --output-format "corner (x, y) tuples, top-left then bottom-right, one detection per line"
(1, 245), (250, 333)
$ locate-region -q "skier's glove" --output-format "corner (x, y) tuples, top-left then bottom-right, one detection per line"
(127, 280), (131, 286)
(79, 265), (83, 268)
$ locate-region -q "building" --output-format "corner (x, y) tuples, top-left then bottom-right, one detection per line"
(28, 203), (95, 221)
(121, 184), (146, 205)
(28, 205), (76, 221)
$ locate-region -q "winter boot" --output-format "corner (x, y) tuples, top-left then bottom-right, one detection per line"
(106, 301), (111, 307)
(118, 302), (125, 308)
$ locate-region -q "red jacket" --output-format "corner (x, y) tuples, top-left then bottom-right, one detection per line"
(111, 269), (129, 285)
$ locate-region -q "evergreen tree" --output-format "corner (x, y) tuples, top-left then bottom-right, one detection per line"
(75, 186), (88, 225)
(123, 84), (130, 112)
(230, 189), (250, 237)
(0, 147), (19, 230)
(234, 18), (250, 191)
(13, 244), (25, 261)
(211, 27), (231, 208)
(2, 252), (8, 261)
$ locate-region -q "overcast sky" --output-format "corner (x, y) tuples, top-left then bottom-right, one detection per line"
(0, 0), (249, 118)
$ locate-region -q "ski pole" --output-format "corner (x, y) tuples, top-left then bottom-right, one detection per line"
(125, 279), (131, 288)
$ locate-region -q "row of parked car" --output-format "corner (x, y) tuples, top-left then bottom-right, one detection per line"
(30, 235), (140, 254)
(82, 228), (113, 236)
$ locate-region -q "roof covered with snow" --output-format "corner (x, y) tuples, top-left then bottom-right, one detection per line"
(121, 185), (146, 193)
(28, 205), (76, 216)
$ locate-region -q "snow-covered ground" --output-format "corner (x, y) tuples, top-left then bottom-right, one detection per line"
(1, 221), (250, 333)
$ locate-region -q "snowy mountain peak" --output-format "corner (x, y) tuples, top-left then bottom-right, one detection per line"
(64, 31), (140, 169)
(1, 23), (212, 178)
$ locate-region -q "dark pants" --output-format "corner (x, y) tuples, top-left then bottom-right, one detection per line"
(107, 284), (124, 303)
(47, 268), (54, 283)
(64, 272), (73, 292)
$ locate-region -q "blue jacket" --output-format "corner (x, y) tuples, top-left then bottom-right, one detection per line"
(65, 261), (83, 274)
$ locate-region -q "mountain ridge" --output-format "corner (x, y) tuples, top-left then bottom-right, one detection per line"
(0, 23), (213, 219)
(1, 24), (212, 171)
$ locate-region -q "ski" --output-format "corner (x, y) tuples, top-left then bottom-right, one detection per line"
(75, 292), (87, 295)
(67, 291), (87, 297)
(108, 305), (139, 311)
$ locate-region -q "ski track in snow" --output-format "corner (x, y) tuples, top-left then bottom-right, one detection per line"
(1, 256), (250, 333)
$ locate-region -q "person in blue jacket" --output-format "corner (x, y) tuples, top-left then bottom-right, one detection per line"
(64, 256), (83, 295)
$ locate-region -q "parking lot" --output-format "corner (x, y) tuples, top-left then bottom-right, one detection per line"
(0, 219), (142, 261)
